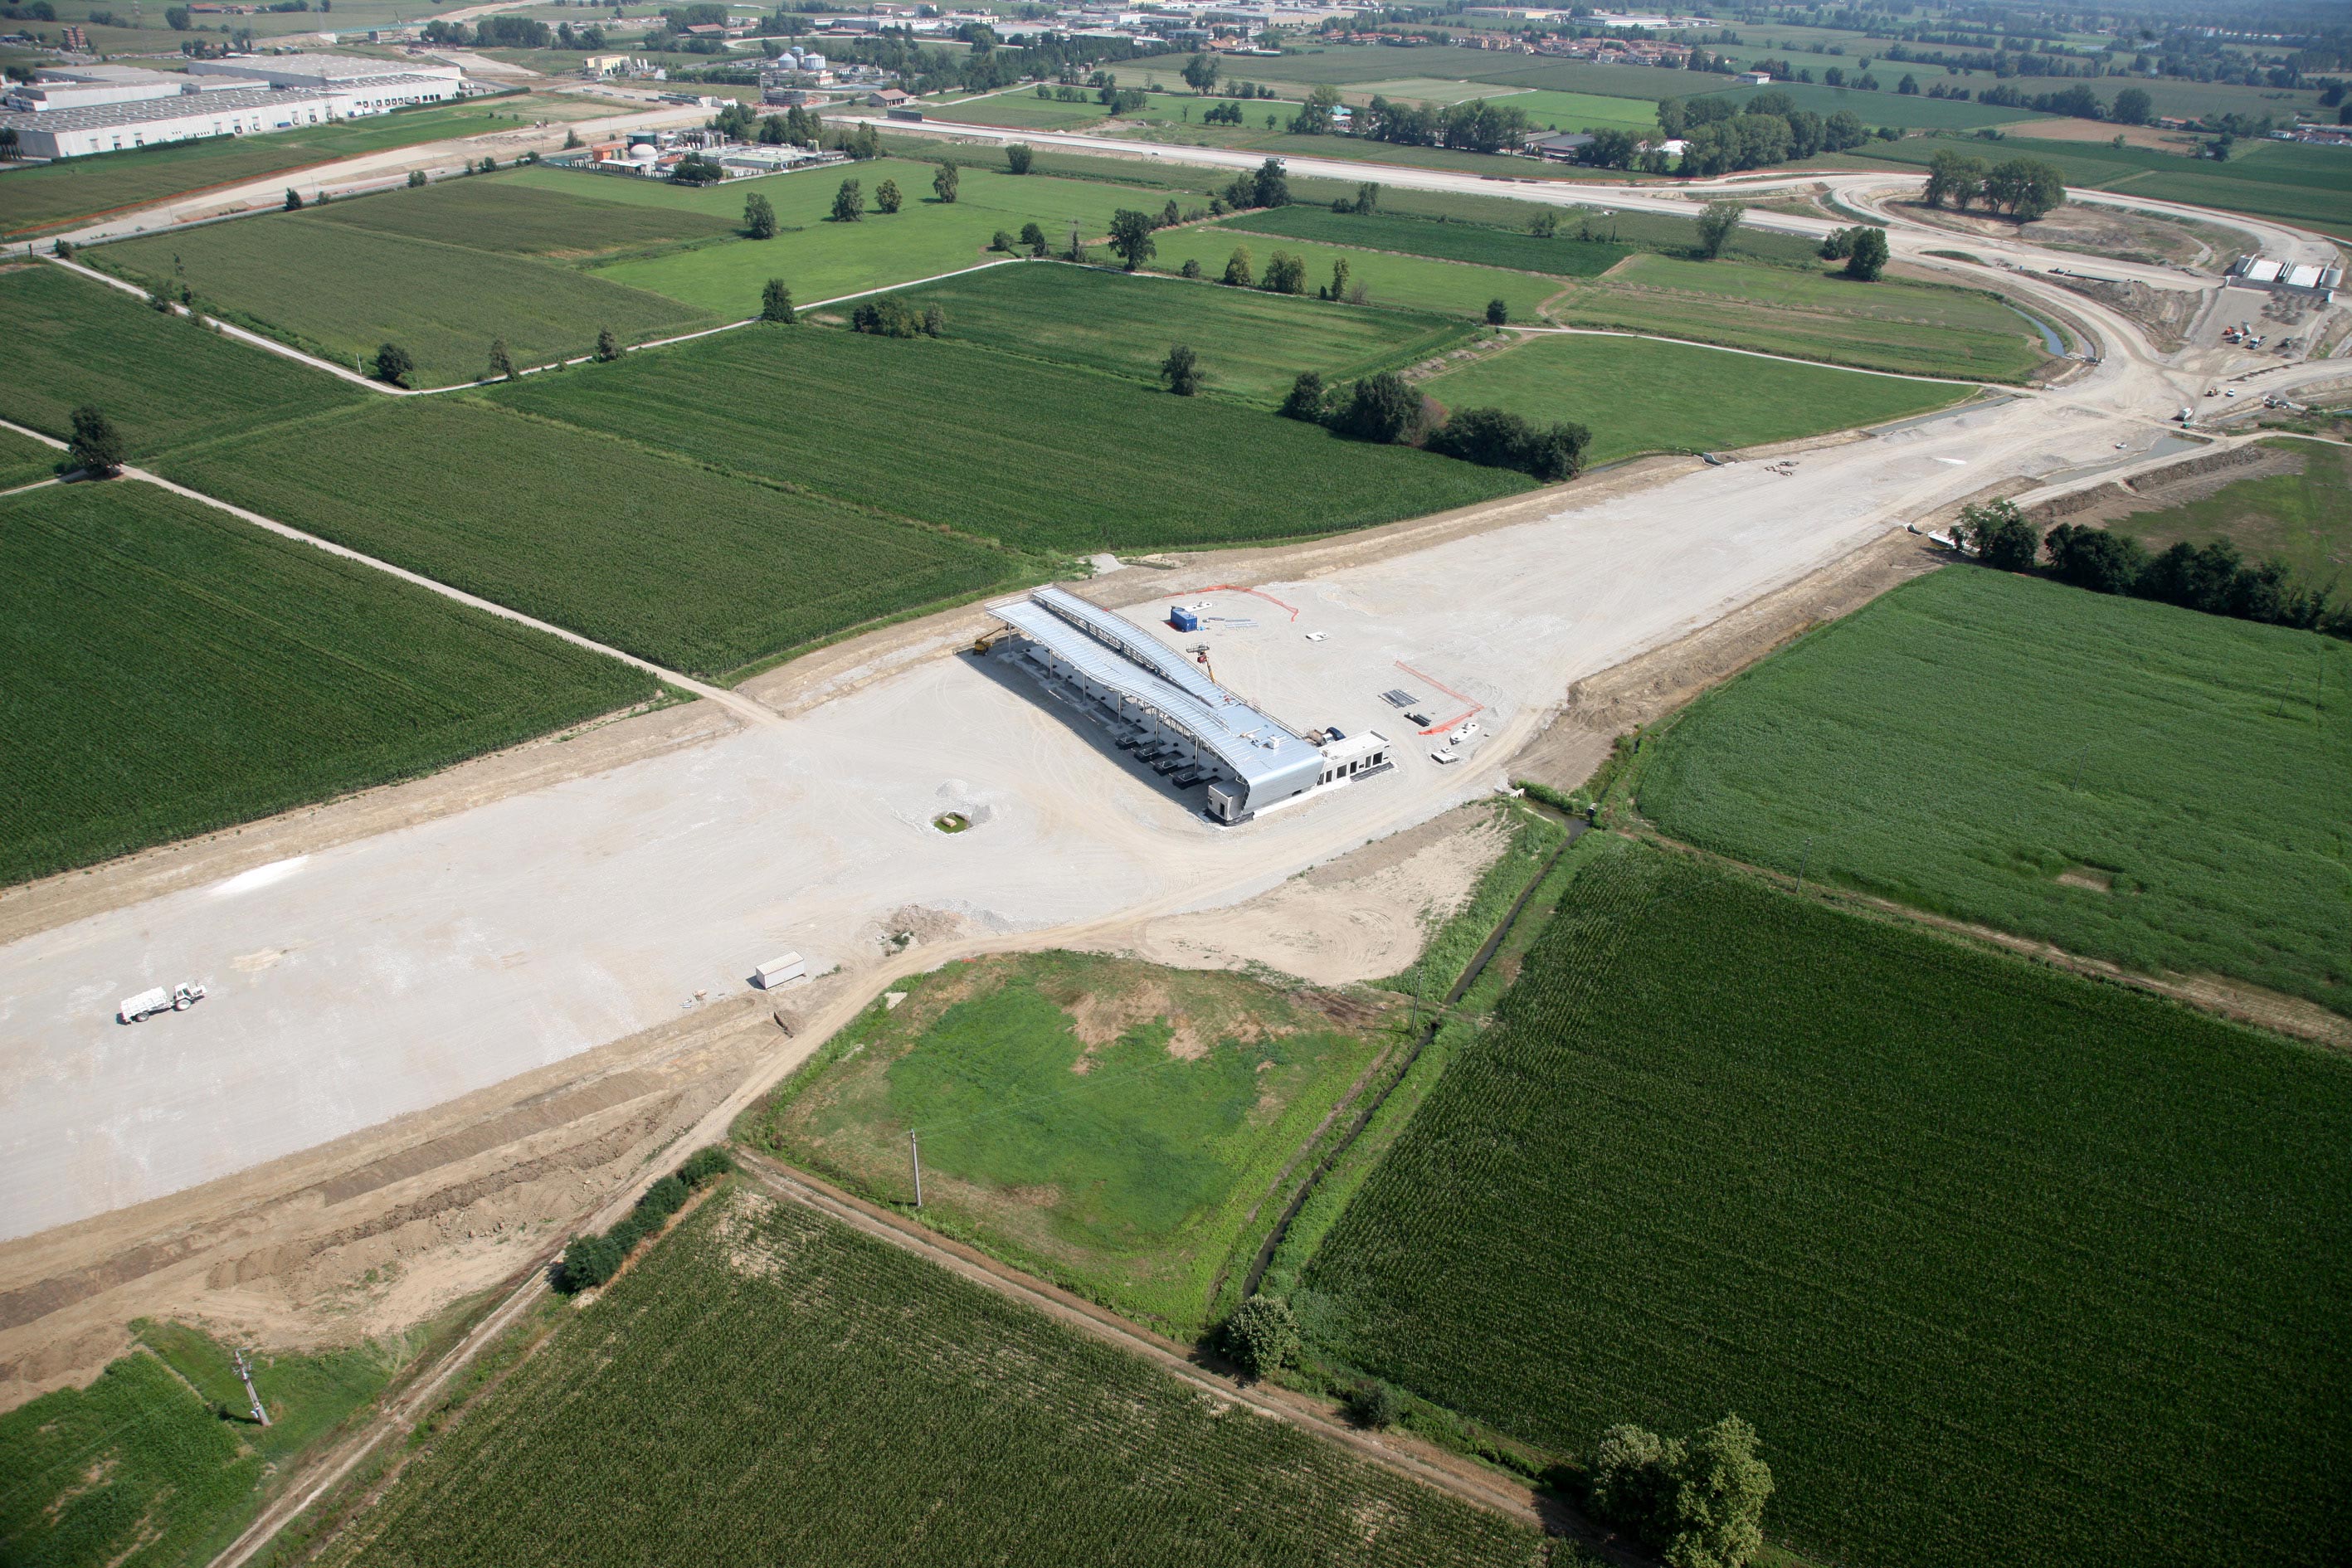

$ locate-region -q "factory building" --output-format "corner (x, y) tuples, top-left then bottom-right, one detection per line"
(990, 587), (1390, 824)
(2233, 255), (2342, 299)
(0, 55), (460, 159)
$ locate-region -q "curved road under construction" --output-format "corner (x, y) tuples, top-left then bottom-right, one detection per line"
(2, 127), (2346, 1242)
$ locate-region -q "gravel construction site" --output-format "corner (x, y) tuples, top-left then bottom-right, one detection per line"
(0, 387), (2190, 1249)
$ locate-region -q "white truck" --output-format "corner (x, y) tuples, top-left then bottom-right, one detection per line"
(119, 982), (206, 1024)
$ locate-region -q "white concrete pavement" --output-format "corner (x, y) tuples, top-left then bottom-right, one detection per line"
(0, 381), (2176, 1240)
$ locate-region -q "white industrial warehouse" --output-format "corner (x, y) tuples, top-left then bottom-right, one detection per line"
(990, 587), (1390, 824)
(0, 55), (461, 158)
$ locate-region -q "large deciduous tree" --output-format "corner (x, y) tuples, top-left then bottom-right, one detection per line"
(1108, 208), (1157, 270)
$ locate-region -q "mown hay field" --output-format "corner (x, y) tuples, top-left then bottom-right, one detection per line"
(0, 264), (364, 455)
(0, 1322), (400, 1568)
(1640, 567), (2352, 1015)
(157, 396), (1025, 679)
(312, 1184), (1543, 1568)
(0, 480), (656, 886)
(746, 952), (1396, 1334)
(1299, 836), (2352, 1568)
(1217, 203), (1629, 278)
(586, 160), (1215, 315)
(494, 323), (1531, 555)
(307, 173), (740, 258)
(1422, 331), (1966, 462)
(883, 261), (1475, 404)
(1551, 252), (2047, 380)
(95, 214), (715, 387)
(1169, 229), (1562, 319)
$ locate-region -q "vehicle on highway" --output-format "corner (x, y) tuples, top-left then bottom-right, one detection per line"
(119, 982), (206, 1024)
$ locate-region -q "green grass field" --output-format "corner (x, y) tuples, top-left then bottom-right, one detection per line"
(95, 213), (714, 387)
(2106, 437), (2351, 601)
(1219, 204), (1629, 277)
(1297, 835), (2352, 1568)
(308, 174), (739, 258)
(1422, 332), (1965, 463)
(1173, 228), (1561, 319)
(1553, 252), (2048, 380)
(0, 95), (593, 236)
(588, 159), (1212, 315)
(494, 322), (1531, 555)
(881, 262), (1473, 404)
(0, 264), (364, 454)
(2, 479), (655, 884)
(309, 1183), (1541, 1568)
(745, 952), (1400, 1333)
(1, 1321), (402, 1568)
(1639, 567), (2352, 1015)
(156, 394), (1024, 679)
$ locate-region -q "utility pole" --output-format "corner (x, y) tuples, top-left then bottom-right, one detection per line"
(1794, 835), (1812, 894)
(231, 1348), (270, 1427)
(909, 1130), (923, 1210)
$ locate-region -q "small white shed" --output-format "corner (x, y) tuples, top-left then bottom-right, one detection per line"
(754, 952), (808, 989)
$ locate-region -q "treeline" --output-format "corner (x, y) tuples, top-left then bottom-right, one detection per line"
(1584, 93), (1882, 177)
(1921, 149), (2067, 220)
(800, 30), (1168, 97)
(1353, 95), (1532, 153)
(1960, 500), (2351, 640)
(556, 1145), (736, 1293)
(1279, 368), (1590, 483)
(420, 14), (548, 46)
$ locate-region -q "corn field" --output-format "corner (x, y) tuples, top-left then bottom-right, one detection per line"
(1298, 836), (2352, 1568)
(317, 1186), (1546, 1568)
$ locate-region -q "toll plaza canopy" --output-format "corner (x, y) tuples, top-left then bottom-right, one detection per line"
(990, 587), (1325, 814)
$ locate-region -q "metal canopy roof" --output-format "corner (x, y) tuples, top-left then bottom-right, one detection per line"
(993, 588), (1323, 800)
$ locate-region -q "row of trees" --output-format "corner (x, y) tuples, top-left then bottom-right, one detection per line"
(1352, 95), (1533, 154)
(1960, 499), (2352, 637)
(1921, 150), (2068, 221)
(556, 1146), (734, 1293)
(1279, 368), (1591, 483)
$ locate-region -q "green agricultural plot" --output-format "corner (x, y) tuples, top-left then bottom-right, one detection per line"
(0, 1321), (401, 1568)
(309, 1186), (1538, 1568)
(1554, 252), (2047, 380)
(747, 952), (1399, 1332)
(2106, 437), (2351, 601)
(1639, 567), (2352, 1015)
(0, 423), (58, 489)
(1299, 836), (2352, 1568)
(158, 396), (1022, 679)
(1220, 204), (1629, 276)
(0, 480), (655, 885)
(1275, 180), (1824, 264)
(1423, 332), (1965, 463)
(0, 264), (364, 455)
(1473, 87), (1664, 134)
(308, 175), (739, 258)
(494, 324), (1530, 556)
(95, 215), (713, 387)
(0, 95), (592, 236)
(590, 160), (1210, 315)
(1175, 228), (1560, 319)
(883, 262), (1473, 404)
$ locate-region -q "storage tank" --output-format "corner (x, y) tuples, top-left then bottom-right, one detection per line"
(800, 51), (825, 71)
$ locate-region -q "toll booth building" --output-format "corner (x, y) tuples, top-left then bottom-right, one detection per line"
(991, 587), (1389, 824)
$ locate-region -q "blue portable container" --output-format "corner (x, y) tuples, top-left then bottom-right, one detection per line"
(1170, 607), (1200, 632)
